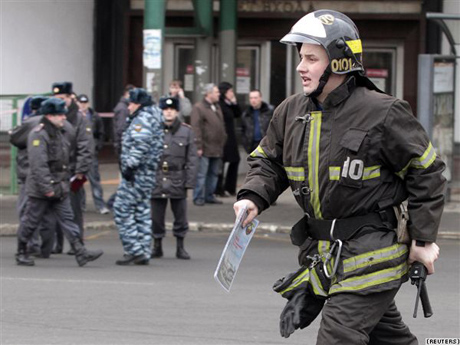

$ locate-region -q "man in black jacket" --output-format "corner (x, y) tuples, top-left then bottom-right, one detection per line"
(52, 82), (92, 253)
(240, 89), (274, 154)
(16, 98), (103, 267)
(77, 94), (109, 214)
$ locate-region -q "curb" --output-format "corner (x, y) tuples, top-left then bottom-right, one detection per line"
(1, 221), (459, 240)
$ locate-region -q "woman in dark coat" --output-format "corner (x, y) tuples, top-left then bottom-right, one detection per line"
(216, 82), (241, 196)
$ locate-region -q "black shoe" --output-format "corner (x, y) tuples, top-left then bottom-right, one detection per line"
(16, 242), (35, 266)
(73, 242), (103, 267)
(16, 252), (35, 266)
(176, 247), (191, 260)
(115, 254), (145, 266)
(193, 199), (205, 206)
(176, 237), (191, 260)
(67, 248), (76, 255)
(151, 239), (163, 258)
(205, 197), (223, 204)
(51, 246), (63, 254)
(134, 257), (150, 265)
(27, 246), (42, 257)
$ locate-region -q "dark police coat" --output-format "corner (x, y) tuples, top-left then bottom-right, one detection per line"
(26, 117), (71, 200)
(151, 118), (198, 199)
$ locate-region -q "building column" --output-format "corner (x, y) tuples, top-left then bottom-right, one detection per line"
(144, 0), (166, 102)
(193, 0), (213, 101)
(219, 0), (237, 86)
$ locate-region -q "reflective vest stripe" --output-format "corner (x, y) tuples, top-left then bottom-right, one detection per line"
(310, 267), (328, 297)
(250, 145), (268, 159)
(342, 244), (408, 273)
(285, 166), (306, 181)
(363, 165), (381, 180)
(329, 262), (408, 294)
(396, 142), (436, 179)
(329, 166), (340, 180)
(308, 111), (323, 219)
(279, 268), (310, 295)
(329, 165), (381, 181)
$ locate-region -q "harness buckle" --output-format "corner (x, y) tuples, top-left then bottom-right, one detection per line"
(323, 219), (342, 279)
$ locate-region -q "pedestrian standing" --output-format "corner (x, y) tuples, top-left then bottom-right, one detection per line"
(215, 82), (241, 197)
(15, 98), (103, 267)
(241, 89), (274, 154)
(168, 80), (192, 123)
(151, 96), (198, 260)
(114, 88), (164, 265)
(234, 10), (445, 344)
(190, 83), (227, 206)
(77, 94), (109, 214)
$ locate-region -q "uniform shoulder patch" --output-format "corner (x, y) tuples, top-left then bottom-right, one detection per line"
(134, 124), (143, 132)
(32, 139), (40, 147)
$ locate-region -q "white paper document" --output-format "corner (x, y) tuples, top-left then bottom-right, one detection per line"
(214, 206), (259, 292)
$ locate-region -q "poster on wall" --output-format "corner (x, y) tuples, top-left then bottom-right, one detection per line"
(236, 67), (250, 94)
(143, 29), (162, 69)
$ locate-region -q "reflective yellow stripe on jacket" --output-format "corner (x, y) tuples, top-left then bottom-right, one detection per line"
(308, 111), (322, 219)
(397, 142), (436, 179)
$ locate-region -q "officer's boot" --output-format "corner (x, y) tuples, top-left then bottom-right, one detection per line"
(176, 237), (190, 260)
(16, 241), (35, 266)
(151, 238), (163, 258)
(72, 241), (104, 267)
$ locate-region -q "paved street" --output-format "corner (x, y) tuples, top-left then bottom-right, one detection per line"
(1, 230), (459, 345)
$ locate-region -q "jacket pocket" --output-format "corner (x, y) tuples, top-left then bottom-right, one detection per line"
(171, 140), (186, 157)
(338, 128), (368, 189)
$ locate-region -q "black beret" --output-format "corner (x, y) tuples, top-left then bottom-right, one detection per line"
(39, 98), (67, 115)
(52, 82), (73, 95)
(129, 88), (153, 107)
(159, 96), (180, 111)
(77, 94), (89, 103)
(30, 96), (49, 111)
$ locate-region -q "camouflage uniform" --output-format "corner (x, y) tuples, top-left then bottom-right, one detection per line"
(114, 105), (164, 258)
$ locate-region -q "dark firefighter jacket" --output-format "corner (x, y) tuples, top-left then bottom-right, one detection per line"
(151, 118), (198, 199)
(238, 76), (446, 295)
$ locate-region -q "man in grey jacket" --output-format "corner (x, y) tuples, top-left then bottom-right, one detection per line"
(16, 98), (103, 267)
(190, 84), (227, 206)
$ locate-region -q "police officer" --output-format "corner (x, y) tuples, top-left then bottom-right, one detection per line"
(52, 82), (92, 254)
(233, 10), (445, 344)
(9, 96), (49, 256)
(114, 88), (164, 265)
(151, 96), (198, 260)
(16, 98), (103, 266)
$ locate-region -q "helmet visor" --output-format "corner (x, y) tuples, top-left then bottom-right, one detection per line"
(280, 33), (322, 46)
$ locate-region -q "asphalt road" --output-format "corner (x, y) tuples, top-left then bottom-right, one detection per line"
(1, 231), (459, 345)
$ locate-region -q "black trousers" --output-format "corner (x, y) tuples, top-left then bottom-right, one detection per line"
(55, 188), (85, 249)
(317, 288), (417, 345)
(17, 196), (81, 246)
(216, 161), (239, 195)
(151, 198), (188, 239)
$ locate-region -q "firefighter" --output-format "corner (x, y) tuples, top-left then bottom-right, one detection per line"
(233, 10), (445, 344)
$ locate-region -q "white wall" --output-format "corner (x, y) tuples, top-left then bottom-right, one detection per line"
(0, 0), (94, 96)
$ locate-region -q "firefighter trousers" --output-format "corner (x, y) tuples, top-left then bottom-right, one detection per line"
(316, 288), (418, 345)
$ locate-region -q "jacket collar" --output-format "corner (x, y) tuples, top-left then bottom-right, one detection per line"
(164, 117), (181, 134)
(322, 76), (356, 109)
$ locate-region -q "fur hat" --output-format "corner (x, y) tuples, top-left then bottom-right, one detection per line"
(39, 98), (67, 115)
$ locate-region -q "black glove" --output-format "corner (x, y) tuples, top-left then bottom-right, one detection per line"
(279, 288), (324, 338)
(122, 167), (136, 182)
